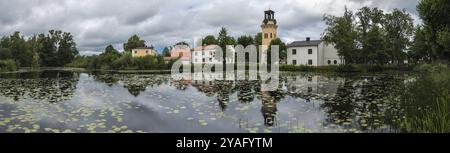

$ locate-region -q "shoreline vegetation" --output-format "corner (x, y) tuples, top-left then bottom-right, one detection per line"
(398, 64), (450, 133)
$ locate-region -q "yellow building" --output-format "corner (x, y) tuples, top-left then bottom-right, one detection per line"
(131, 47), (157, 57)
(261, 10), (278, 63)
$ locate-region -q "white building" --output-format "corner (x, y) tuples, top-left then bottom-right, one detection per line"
(287, 37), (343, 66)
(191, 45), (235, 64)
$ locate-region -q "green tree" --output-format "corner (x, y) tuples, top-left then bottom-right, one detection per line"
(36, 30), (78, 67)
(254, 33), (263, 63)
(57, 32), (78, 66)
(0, 37), (12, 60)
(254, 33), (262, 46)
(237, 35), (254, 47)
(0, 48), (12, 60)
(105, 44), (119, 55)
(9, 32), (33, 67)
(175, 41), (190, 47)
(202, 35), (218, 46)
(26, 35), (43, 68)
(237, 35), (255, 63)
(323, 7), (358, 64)
(411, 25), (432, 63)
(216, 27), (236, 64)
(417, 0), (450, 62)
(267, 38), (286, 63)
(366, 26), (387, 65)
(123, 34), (146, 52)
(162, 46), (171, 57)
(39, 31), (58, 67)
(355, 7), (384, 63)
(383, 9), (414, 64)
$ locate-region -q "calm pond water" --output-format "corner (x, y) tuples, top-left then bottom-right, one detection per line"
(0, 69), (414, 133)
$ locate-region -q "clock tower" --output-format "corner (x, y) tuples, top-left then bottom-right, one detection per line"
(261, 10), (278, 63)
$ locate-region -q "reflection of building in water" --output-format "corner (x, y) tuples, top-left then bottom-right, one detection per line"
(285, 75), (344, 101)
(261, 91), (278, 126)
(170, 79), (192, 90)
(190, 79), (236, 111)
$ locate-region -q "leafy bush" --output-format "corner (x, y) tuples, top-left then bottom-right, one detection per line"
(0, 60), (18, 72)
(67, 52), (172, 70)
(413, 63), (448, 73)
(279, 64), (338, 72)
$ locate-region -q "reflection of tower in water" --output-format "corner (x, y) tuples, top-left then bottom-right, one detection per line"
(261, 91), (277, 126)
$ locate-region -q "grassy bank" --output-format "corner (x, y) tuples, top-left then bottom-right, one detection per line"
(280, 64), (414, 73)
(398, 64), (450, 133)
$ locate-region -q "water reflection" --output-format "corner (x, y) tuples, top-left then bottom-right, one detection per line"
(0, 70), (413, 133)
(0, 71), (79, 102)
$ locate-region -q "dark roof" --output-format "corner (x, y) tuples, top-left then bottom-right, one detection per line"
(133, 46), (154, 49)
(287, 40), (322, 47)
(265, 10), (275, 13)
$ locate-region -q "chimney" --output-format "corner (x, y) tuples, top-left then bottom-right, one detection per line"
(306, 37), (310, 41)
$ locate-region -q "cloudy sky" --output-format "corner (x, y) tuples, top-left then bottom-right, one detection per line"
(0, 0), (421, 55)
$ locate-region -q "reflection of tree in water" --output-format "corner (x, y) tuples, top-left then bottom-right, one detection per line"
(321, 75), (405, 131)
(189, 79), (286, 126)
(235, 81), (257, 103)
(90, 73), (169, 97)
(0, 70), (79, 103)
(190, 80), (235, 111)
(171, 80), (191, 91)
(91, 72), (119, 87)
(321, 79), (358, 126)
(214, 81), (234, 111)
(121, 75), (167, 97)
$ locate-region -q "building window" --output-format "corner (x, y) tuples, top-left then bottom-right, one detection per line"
(202, 58), (205, 62)
(308, 59), (313, 65)
(146, 51), (149, 54)
(334, 60), (338, 65)
(292, 49), (297, 55)
(328, 60), (331, 65)
(195, 52), (198, 56)
(264, 33), (268, 39)
(270, 33), (273, 38)
(202, 52), (205, 55)
(308, 49), (313, 55)
(274, 34), (276, 38)
(134, 51), (137, 54)
(209, 58), (212, 62)
(293, 60), (297, 65)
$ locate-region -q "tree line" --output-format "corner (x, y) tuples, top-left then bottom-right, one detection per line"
(197, 27), (287, 63)
(69, 34), (171, 70)
(0, 30), (78, 71)
(323, 0), (450, 65)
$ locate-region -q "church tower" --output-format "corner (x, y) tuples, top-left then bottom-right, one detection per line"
(261, 10), (278, 63)
(261, 10), (278, 47)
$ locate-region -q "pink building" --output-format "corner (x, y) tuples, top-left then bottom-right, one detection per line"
(170, 47), (191, 64)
